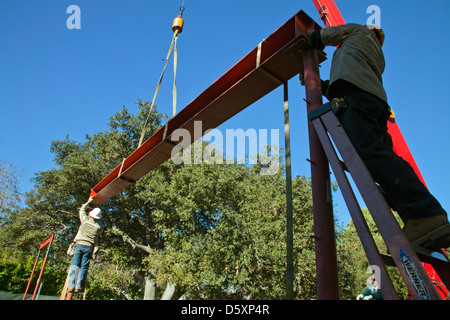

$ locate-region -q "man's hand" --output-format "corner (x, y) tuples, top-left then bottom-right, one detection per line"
(320, 79), (329, 96)
(308, 30), (325, 51)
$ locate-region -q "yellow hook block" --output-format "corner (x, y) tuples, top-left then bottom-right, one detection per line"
(172, 15), (184, 33)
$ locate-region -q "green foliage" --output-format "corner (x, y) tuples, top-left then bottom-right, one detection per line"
(86, 260), (143, 300)
(0, 158), (24, 215)
(0, 251), (29, 293)
(0, 99), (412, 300)
(131, 145), (319, 299)
(0, 249), (64, 295)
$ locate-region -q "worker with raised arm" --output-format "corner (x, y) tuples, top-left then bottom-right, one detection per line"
(66, 197), (104, 300)
(307, 23), (450, 251)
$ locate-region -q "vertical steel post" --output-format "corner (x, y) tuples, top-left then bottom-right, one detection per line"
(31, 240), (52, 300)
(302, 47), (339, 300)
(284, 82), (294, 300)
(22, 250), (41, 300)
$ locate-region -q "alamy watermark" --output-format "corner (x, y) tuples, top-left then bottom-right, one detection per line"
(367, 265), (382, 289)
(366, 5), (381, 27)
(66, 5), (81, 30)
(170, 121), (280, 175)
(65, 4), (382, 31)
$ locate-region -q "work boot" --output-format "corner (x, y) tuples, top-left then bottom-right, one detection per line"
(403, 215), (450, 251)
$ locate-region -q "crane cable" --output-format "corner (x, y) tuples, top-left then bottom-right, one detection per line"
(138, 2), (185, 148)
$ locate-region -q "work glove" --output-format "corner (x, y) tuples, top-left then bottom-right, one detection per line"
(320, 79), (329, 97)
(308, 30), (325, 51)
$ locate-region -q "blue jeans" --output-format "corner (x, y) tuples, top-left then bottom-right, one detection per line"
(68, 244), (93, 291)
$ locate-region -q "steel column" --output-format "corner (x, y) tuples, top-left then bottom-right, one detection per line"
(31, 240), (52, 300)
(284, 82), (294, 300)
(22, 251), (40, 300)
(302, 48), (339, 299)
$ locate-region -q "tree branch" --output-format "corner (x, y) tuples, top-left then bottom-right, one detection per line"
(110, 286), (133, 300)
(111, 225), (152, 254)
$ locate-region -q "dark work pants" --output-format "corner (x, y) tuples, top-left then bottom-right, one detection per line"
(336, 88), (446, 220)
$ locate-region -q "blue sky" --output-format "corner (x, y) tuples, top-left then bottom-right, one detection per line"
(1, 0), (449, 225)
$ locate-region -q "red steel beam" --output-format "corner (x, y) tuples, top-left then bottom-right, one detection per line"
(386, 119), (427, 187)
(312, 0), (345, 27)
(90, 10), (326, 205)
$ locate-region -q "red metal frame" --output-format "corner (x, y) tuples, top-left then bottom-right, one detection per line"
(86, 4), (446, 299)
(88, 10), (338, 299)
(90, 11), (326, 205)
(312, 0), (345, 27)
(22, 234), (54, 300)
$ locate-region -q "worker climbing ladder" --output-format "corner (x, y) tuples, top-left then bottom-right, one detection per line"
(308, 103), (450, 300)
(61, 2), (186, 300)
(311, 0), (449, 300)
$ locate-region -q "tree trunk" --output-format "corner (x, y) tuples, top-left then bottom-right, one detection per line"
(161, 283), (176, 300)
(143, 277), (156, 300)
